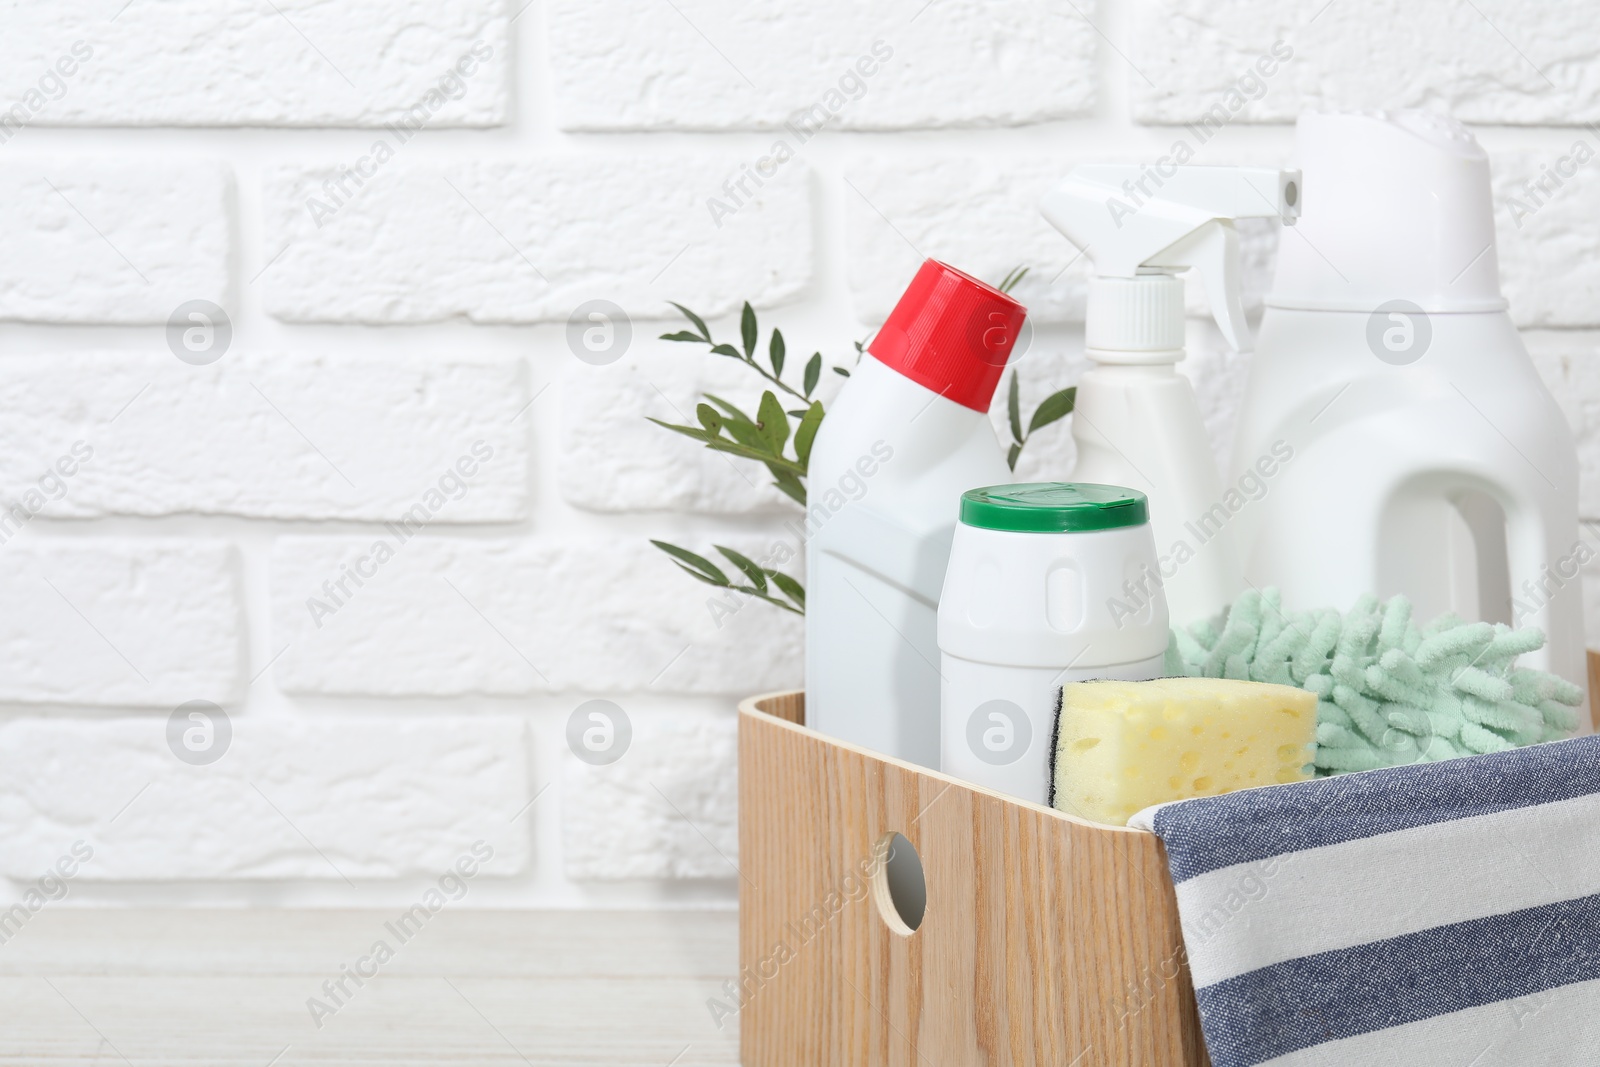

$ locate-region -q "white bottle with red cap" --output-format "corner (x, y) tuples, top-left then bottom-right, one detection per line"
(805, 259), (1027, 769)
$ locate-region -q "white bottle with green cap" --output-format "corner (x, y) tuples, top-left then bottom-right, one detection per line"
(938, 483), (1170, 806)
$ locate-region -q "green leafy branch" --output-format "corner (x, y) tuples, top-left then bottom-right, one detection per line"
(648, 266), (1077, 616)
(1004, 372), (1076, 471)
(993, 267), (1075, 472)
(650, 301), (826, 507)
(651, 540), (805, 615)
(997, 265), (1030, 295)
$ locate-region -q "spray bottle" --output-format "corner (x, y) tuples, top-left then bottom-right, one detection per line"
(1040, 166), (1301, 627)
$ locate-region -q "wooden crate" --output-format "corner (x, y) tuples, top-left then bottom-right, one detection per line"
(737, 691), (1208, 1067)
(738, 658), (1600, 1065)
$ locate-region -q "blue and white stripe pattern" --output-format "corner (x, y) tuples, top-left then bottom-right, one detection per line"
(1130, 735), (1600, 1066)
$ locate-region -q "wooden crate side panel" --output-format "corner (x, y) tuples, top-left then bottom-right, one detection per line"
(739, 701), (1207, 1067)
(1589, 649), (1600, 732)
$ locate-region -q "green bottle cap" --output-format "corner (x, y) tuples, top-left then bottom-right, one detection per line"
(958, 482), (1149, 534)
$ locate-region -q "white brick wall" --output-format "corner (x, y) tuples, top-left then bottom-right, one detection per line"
(845, 156), (1089, 324)
(1493, 145), (1600, 328)
(0, 715), (530, 880)
(546, 0), (1098, 130)
(0, 1), (510, 127)
(1131, 0), (1600, 125)
(0, 159), (230, 323)
(261, 159), (812, 323)
(0, 353), (530, 520)
(269, 537), (802, 696)
(0, 0), (1598, 910)
(562, 715), (737, 880)
(0, 542), (242, 707)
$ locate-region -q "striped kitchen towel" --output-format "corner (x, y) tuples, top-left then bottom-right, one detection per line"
(1130, 734), (1600, 1066)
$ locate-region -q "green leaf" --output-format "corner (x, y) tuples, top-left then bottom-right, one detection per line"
(769, 467), (807, 506)
(705, 436), (804, 473)
(645, 417), (718, 446)
(709, 343), (742, 359)
(715, 546), (768, 593)
(695, 403), (723, 434)
(1007, 442), (1022, 472)
(833, 366), (851, 378)
(803, 353), (822, 397)
(701, 394), (765, 449)
(672, 562), (728, 587)
(769, 329), (786, 379)
(733, 585), (804, 615)
(648, 417), (802, 472)
(660, 330), (705, 343)
(757, 390), (790, 453)
(769, 570), (806, 610)
(793, 400), (824, 471)
(701, 394), (756, 423)
(740, 302), (757, 359)
(668, 302), (711, 342)
(1007, 372), (1023, 445)
(650, 540), (728, 585)
(1026, 386), (1077, 434)
(997, 265), (1029, 294)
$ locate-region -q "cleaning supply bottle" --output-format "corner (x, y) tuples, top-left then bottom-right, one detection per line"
(805, 259), (1026, 769)
(1232, 111), (1587, 696)
(938, 482), (1170, 806)
(1040, 166), (1302, 627)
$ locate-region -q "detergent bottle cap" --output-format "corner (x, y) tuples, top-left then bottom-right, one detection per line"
(868, 259), (1028, 412)
(1267, 110), (1506, 313)
(959, 482), (1149, 534)
(1041, 166), (1300, 363)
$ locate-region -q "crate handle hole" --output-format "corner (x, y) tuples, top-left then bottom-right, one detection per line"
(872, 832), (926, 935)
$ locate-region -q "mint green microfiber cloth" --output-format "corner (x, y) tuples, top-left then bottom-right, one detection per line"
(1166, 588), (1586, 776)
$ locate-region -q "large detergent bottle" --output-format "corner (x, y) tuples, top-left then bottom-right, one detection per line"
(1040, 166), (1303, 626)
(805, 260), (1026, 768)
(1233, 110), (1586, 694)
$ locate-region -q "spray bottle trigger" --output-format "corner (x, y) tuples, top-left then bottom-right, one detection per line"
(1147, 219), (1252, 353)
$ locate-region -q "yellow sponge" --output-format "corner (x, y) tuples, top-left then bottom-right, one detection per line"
(1052, 677), (1318, 826)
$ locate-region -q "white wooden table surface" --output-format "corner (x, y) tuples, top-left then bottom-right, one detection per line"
(0, 910), (741, 1065)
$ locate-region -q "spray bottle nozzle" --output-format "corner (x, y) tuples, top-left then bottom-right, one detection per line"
(1042, 166), (1300, 356)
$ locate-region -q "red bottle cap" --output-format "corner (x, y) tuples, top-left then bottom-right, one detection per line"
(867, 259), (1028, 412)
